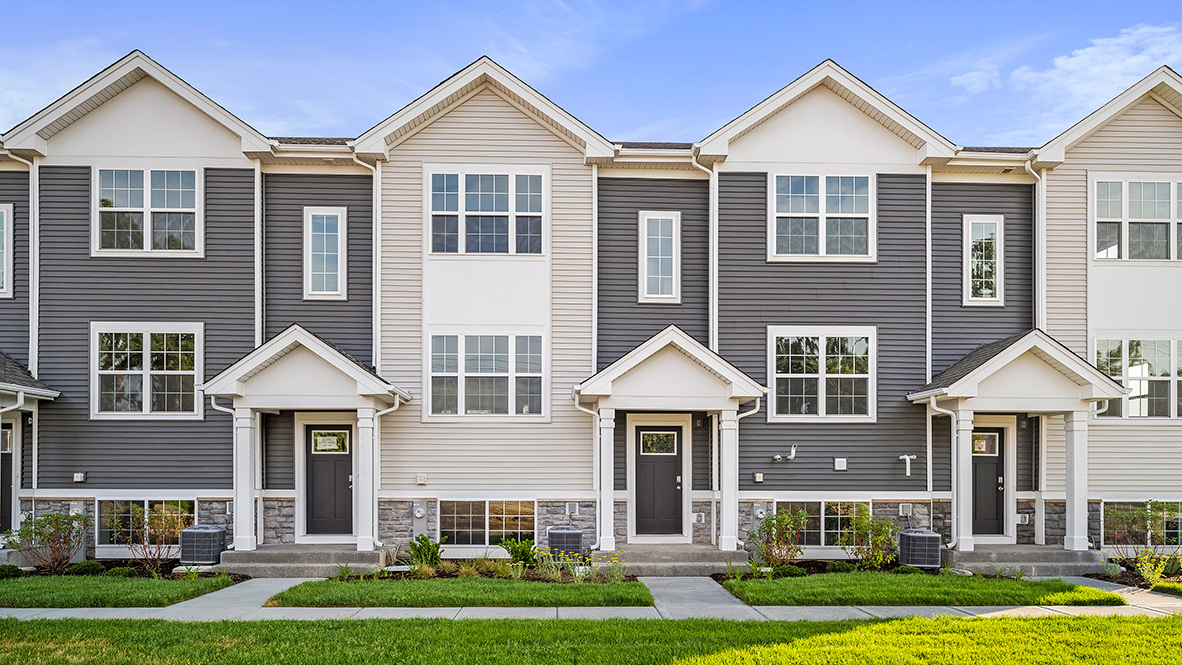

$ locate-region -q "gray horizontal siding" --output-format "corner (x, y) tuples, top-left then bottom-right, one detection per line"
(718, 172), (930, 493)
(931, 183), (1034, 374)
(35, 166), (255, 489)
(262, 411), (295, 491)
(597, 178), (709, 369)
(930, 413), (1035, 493)
(0, 171), (30, 365)
(263, 173), (373, 362)
(613, 411), (710, 491)
(931, 415), (951, 492)
(21, 414), (32, 489)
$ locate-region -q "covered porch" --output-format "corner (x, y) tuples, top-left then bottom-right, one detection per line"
(909, 330), (1125, 552)
(202, 325), (411, 552)
(1, 351), (60, 535)
(575, 326), (766, 552)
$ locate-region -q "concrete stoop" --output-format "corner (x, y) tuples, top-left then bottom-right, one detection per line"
(610, 545), (743, 577)
(945, 545), (1106, 577)
(212, 545), (386, 578)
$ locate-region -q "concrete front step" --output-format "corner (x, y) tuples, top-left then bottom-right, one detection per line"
(949, 547), (1104, 565)
(955, 562), (1108, 577)
(220, 546), (386, 566)
(209, 562), (383, 579)
(623, 562), (734, 577)
(613, 545), (741, 564)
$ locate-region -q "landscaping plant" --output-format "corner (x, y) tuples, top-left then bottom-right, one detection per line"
(837, 504), (899, 569)
(101, 567), (136, 578)
(498, 537), (538, 568)
(68, 560), (104, 576)
(1135, 550), (1169, 588)
(102, 502), (193, 575)
(4, 510), (92, 574)
(750, 507), (810, 567)
(826, 560), (856, 574)
(772, 564), (807, 578)
(892, 565), (925, 575)
(0, 564), (23, 580)
(1104, 501), (1182, 564)
(407, 533), (445, 567)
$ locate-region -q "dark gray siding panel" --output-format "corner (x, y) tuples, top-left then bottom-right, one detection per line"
(0, 171), (30, 364)
(931, 183), (1034, 373)
(931, 415), (951, 492)
(1016, 415), (1035, 492)
(612, 411), (710, 491)
(718, 173), (930, 493)
(21, 413), (32, 489)
(263, 174), (372, 362)
(36, 166), (255, 489)
(597, 178), (708, 369)
(262, 411), (295, 491)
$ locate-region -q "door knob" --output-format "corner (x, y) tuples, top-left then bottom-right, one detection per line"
(997, 485), (1004, 491)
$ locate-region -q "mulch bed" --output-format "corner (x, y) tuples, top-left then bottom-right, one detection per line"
(342, 569), (638, 584)
(1086, 570), (1182, 589)
(24, 559), (250, 583)
(710, 560), (934, 583)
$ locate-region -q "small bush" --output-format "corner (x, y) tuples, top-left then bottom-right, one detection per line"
(413, 565), (437, 579)
(1135, 550), (1168, 588)
(893, 565), (926, 575)
(458, 562), (479, 577)
(68, 560), (104, 576)
(4, 510), (92, 574)
(0, 564), (24, 579)
(490, 561), (512, 579)
(474, 558), (498, 575)
(408, 534), (444, 567)
(102, 566), (136, 578)
(772, 564), (807, 578)
(826, 560), (857, 574)
(436, 560), (458, 576)
(1165, 556), (1181, 577)
(498, 537), (537, 568)
(836, 504), (899, 570)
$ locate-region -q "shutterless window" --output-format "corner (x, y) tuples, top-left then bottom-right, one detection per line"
(0, 203), (11, 298)
(1096, 338), (1178, 418)
(93, 324), (202, 418)
(772, 175), (871, 259)
(97, 169), (199, 253)
(770, 328), (875, 420)
(964, 214), (1004, 304)
(430, 172), (543, 255)
(303, 207), (347, 299)
(439, 500), (534, 546)
(429, 334), (543, 416)
(638, 211), (680, 302)
(97, 499), (195, 545)
(1094, 180), (1181, 261)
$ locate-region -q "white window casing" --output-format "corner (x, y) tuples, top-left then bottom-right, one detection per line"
(303, 206), (348, 300)
(89, 321), (204, 420)
(767, 325), (877, 424)
(90, 167), (204, 257)
(0, 203), (12, 298)
(1090, 174), (1182, 263)
(767, 173), (877, 263)
(637, 210), (681, 303)
(437, 499), (537, 547)
(424, 165), (549, 257)
(962, 213), (1005, 306)
(1093, 337), (1178, 419)
(424, 331), (547, 422)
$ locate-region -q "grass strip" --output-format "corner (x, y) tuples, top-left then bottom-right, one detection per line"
(1153, 582), (1182, 597)
(269, 577), (654, 607)
(0, 576), (234, 608)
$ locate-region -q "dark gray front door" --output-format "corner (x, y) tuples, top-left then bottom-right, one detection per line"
(635, 426), (683, 535)
(306, 425), (352, 535)
(971, 428), (1005, 535)
(1, 424), (11, 533)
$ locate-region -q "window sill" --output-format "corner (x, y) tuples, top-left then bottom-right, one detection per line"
(90, 250), (205, 259)
(421, 414), (551, 425)
(766, 255), (877, 264)
(1093, 258), (1181, 264)
(426, 253), (548, 261)
(637, 297), (682, 305)
(303, 293), (348, 302)
(765, 415), (876, 424)
(90, 412), (205, 421)
(962, 299), (1005, 308)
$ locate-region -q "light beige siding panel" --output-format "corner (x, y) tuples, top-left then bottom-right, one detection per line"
(379, 88), (595, 492)
(1041, 417), (1182, 496)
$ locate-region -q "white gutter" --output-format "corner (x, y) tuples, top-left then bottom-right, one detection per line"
(570, 388), (603, 550)
(928, 396), (958, 548)
(1024, 160), (1045, 329)
(371, 396), (404, 548)
(689, 153), (719, 352)
(351, 155), (382, 372)
(4, 151), (37, 375)
(736, 397), (761, 421)
(0, 391), (25, 416)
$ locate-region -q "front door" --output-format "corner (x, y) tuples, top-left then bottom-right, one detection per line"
(1, 423), (12, 533)
(971, 428), (1005, 535)
(306, 425), (353, 535)
(635, 426), (683, 534)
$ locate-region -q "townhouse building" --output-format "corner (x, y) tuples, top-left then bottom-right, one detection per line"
(0, 51), (1176, 566)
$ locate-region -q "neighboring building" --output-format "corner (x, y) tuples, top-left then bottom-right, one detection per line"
(0, 51), (1174, 562)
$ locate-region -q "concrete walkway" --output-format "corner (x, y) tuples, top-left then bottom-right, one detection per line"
(1, 575), (1180, 621)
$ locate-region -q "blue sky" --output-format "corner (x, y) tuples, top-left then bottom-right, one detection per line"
(3, 1), (1181, 147)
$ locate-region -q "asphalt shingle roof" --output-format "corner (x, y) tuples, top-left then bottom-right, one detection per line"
(270, 137), (352, 146)
(916, 330), (1035, 393)
(617, 141), (693, 150)
(0, 350), (54, 393)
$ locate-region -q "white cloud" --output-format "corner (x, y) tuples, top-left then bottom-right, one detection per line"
(0, 39), (122, 133)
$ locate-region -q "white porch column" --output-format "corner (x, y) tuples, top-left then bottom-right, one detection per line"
(597, 408), (616, 551)
(954, 408), (975, 552)
(232, 407), (257, 551)
(1063, 410), (1090, 551)
(356, 407), (376, 551)
(719, 410), (739, 551)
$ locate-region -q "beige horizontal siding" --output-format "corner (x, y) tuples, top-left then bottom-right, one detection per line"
(379, 88), (595, 492)
(1042, 416), (1182, 495)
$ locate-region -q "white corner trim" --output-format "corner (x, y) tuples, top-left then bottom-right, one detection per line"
(302, 205), (348, 301)
(962, 213), (1005, 307)
(253, 161), (263, 346)
(765, 325), (878, 424)
(637, 210), (682, 304)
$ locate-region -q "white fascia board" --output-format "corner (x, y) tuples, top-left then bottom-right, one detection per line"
(0, 383), (59, 400)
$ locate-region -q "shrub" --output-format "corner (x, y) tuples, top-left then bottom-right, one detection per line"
(102, 502), (193, 575)
(490, 560), (512, 579)
(102, 566), (136, 578)
(893, 565), (925, 575)
(0, 564), (23, 580)
(750, 508), (810, 567)
(837, 504), (899, 570)
(1135, 550), (1168, 588)
(826, 560), (856, 574)
(498, 537), (537, 568)
(1166, 556), (1181, 577)
(772, 564), (807, 578)
(413, 565), (437, 579)
(474, 558), (499, 575)
(68, 560), (104, 576)
(1104, 501), (1181, 563)
(4, 510), (92, 574)
(407, 534), (445, 567)
(457, 561), (479, 577)
(436, 560), (458, 576)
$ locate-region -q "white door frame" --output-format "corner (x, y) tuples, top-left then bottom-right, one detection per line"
(0, 414), (19, 541)
(971, 414), (1018, 545)
(625, 413), (693, 544)
(293, 411), (358, 545)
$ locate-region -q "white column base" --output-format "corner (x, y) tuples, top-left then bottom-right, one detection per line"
(955, 535), (975, 552)
(356, 536), (375, 552)
(718, 535), (739, 551)
(233, 534), (257, 551)
(598, 536), (616, 552)
(1063, 535), (1089, 551)
(1034, 496), (1046, 545)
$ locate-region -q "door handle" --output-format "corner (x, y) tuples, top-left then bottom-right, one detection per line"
(997, 476), (1003, 484)
(676, 475), (682, 483)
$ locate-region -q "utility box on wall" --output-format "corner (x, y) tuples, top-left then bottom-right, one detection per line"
(412, 501), (427, 537)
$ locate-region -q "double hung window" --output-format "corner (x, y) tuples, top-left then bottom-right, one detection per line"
(96, 169), (201, 254)
(768, 326), (876, 421)
(430, 171), (545, 255)
(770, 175), (874, 260)
(91, 322), (203, 419)
(429, 334), (544, 416)
(1094, 178), (1182, 261)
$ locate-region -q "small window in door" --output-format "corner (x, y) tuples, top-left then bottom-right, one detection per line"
(0, 427), (11, 453)
(971, 432), (998, 456)
(640, 431), (676, 455)
(311, 430), (348, 454)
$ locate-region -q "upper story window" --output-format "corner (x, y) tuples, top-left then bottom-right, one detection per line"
(303, 206), (347, 300)
(769, 175), (875, 262)
(1094, 178), (1182, 261)
(0, 203), (12, 298)
(638, 211), (680, 303)
(768, 326), (876, 422)
(1095, 338), (1181, 419)
(94, 169), (202, 256)
(963, 214), (1004, 306)
(429, 333), (544, 417)
(429, 170), (545, 255)
(90, 322), (203, 420)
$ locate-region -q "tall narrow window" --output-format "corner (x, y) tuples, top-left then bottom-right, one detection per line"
(96, 169), (200, 254)
(303, 207), (347, 299)
(769, 327), (875, 421)
(92, 323), (202, 419)
(0, 203), (12, 298)
(429, 171), (545, 255)
(963, 214), (1004, 305)
(771, 175), (873, 260)
(638, 211), (680, 303)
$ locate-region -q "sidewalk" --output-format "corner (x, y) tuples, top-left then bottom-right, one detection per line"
(2, 575), (1180, 621)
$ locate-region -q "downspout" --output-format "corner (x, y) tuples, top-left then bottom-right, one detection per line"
(209, 396), (237, 542)
(0, 392), (25, 523)
(0, 392), (24, 416)
(689, 153), (718, 352)
(5, 151), (37, 376)
(371, 396), (403, 548)
(571, 388), (602, 549)
(733, 398), (761, 548)
(929, 396), (958, 548)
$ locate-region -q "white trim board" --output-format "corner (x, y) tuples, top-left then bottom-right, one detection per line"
(970, 414), (1018, 546)
(293, 411), (359, 545)
(625, 413), (693, 545)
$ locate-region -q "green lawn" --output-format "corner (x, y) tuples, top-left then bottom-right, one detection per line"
(0, 576), (234, 608)
(269, 577), (654, 607)
(722, 572), (1125, 606)
(0, 617), (1179, 664)
(1154, 582), (1182, 597)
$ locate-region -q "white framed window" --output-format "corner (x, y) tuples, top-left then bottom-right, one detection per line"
(438, 500), (536, 546)
(303, 206), (347, 300)
(1094, 338), (1181, 419)
(1092, 176), (1182, 262)
(427, 168), (547, 255)
(638, 210), (681, 303)
(428, 333), (545, 418)
(775, 501), (872, 546)
(90, 322), (204, 420)
(97, 499), (196, 546)
(963, 214), (1004, 306)
(768, 326), (877, 423)
(92, 168), (203, 256)
(0, 203), (12, 298)
(768, 174), (876, 262)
